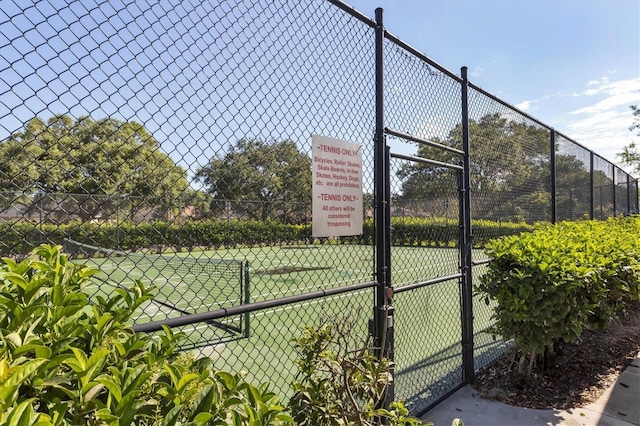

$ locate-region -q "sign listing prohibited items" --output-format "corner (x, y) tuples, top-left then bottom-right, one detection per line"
(312, 135), (363, 237)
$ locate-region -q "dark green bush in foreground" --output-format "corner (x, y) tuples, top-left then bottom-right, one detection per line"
(0, 244), (292, 425)
(477, 217), (640, 375)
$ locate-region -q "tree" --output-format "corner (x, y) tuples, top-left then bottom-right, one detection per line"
(0, 115), (189, 221)
(618, 105), (640, 176)
(195, 139), (312, 223)
(395, 114), (551, 223)
(180, 188), (212, 220)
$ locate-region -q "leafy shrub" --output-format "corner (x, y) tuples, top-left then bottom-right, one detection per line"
(0, 244), (292, 425)
(289, 317), (434, 426)
(477, 217), (640, 375)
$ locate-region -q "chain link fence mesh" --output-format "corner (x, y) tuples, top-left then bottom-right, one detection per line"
(1, 0), (378, 403)
(593, 155), (616, 220)
(616, 166), (629, 215)
(1, 0), (638, 416)
(556, 134), (592, 221)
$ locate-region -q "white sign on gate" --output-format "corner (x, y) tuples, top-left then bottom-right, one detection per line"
(312, 135), (363, 237)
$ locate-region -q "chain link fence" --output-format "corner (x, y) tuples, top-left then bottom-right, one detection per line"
(2, 0), (638, 417)
(1, 0), (378, 404)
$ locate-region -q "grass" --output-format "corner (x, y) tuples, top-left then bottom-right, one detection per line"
(79, 243), (502, 412)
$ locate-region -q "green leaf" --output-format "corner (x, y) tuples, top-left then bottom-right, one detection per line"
(83, 348), (110, 383)
(176, 373), (199, 393)
(190, 384), (215, 417)
(1, 359), (47, 386)
(160, 405), (183, 426)
(83, 382), (105, 401)
(192, 412), (214, 424)
(216, 371), (237, 390)
(95, 408), (119, 423)
(96, 375), (122, 402)
(4, 332), (22, 348)
(0, 272), (30, 290)
(13, 343), (52, 359)
(5, 399), (34, 426)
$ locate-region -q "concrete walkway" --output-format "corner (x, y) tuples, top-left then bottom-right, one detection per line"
(422, 352), (640, 426)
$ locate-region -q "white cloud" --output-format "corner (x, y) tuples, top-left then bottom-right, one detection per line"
(471, 66), (484, 77)
(586, 76), (610, 88)
(515, 100), (532, 111)
(514, 93), (559, 113)
(562, 76), (640, 169)
(507, 75), (638, 172)
(570, 92), (640, 115)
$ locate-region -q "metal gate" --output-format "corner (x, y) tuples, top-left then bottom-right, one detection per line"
(385, 133), (471, 414)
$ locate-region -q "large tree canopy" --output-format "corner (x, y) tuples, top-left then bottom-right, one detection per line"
(0, 115), (189, 220)
(195, 139), (312, 223)
(396, 114), (552, 223)
(395, 113), (620, 223)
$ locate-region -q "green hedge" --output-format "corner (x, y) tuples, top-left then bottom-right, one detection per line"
(0, 216), (533, 256)
(477, 216), (640, 372)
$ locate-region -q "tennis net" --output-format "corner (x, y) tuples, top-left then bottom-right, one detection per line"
(63, 238), (250, 344)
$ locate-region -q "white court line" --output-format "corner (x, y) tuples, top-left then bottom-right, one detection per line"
(176, 287), (372, 335)
(253, 273), (370, 299)
(250, 258), (455, 300)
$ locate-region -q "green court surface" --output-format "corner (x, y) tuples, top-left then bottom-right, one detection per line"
(80, 244), (498, 403)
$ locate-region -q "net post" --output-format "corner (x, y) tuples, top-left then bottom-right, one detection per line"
(243, 261), (251, 338)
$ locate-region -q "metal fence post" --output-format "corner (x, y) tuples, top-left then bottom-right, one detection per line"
(636, 179), (639, 214)
(243, 262), (251, 338)
(383, 143), (395, 409)
(372, 7), (393, 409)
(460, 66), (474, 384)
(611, 166), (618, 217)
(590, 152), (595, 220)
(550, 130), (557, 223)
(373, 5), (386, 352)
(627, 174), (631, 216)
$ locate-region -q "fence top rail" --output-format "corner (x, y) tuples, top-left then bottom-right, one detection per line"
(593, 152), (616, 168)
(327, 0), (376, 28)
(328, 0), (461, 82)
(467, 82), (551, 130)
(383, 31), (463, 82)
(553, 129), (607, 160)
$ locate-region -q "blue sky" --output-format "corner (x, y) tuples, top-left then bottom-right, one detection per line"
(1, 0), (638, 178)
(348, 0), (640, 170)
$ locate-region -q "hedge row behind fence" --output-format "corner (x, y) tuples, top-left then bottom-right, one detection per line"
(0, 217), (533, 256)
(478, 216), (640, 369)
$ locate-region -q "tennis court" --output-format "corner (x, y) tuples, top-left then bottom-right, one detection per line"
(74, 241), (494, 402)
